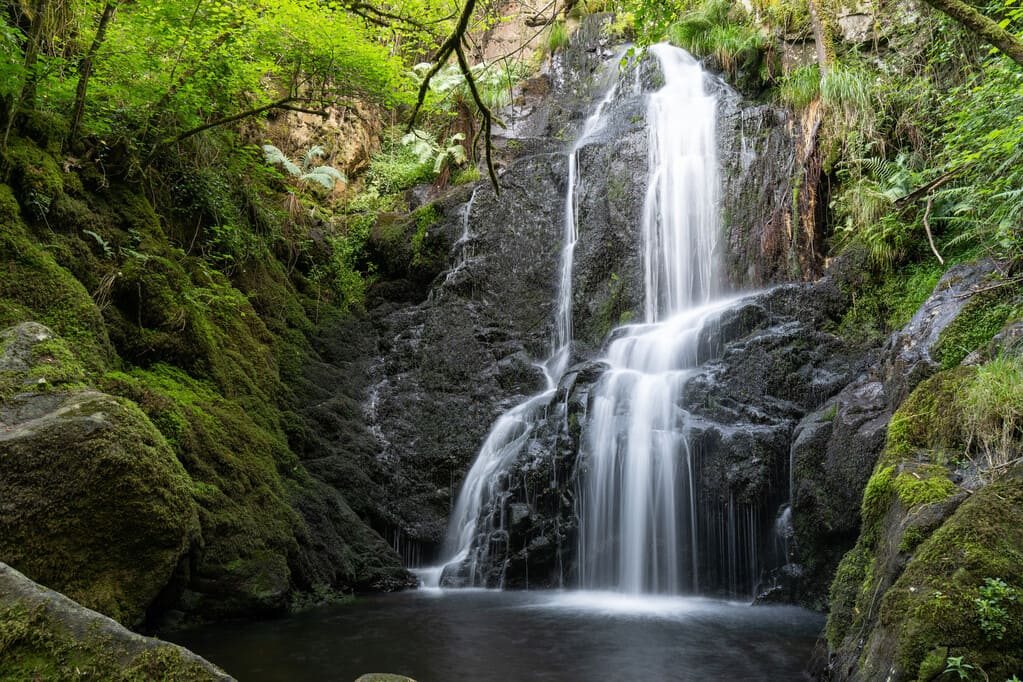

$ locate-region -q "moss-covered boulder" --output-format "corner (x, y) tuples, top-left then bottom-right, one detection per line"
(0, 323), (199, 626)
(0, 562), (233, 681)
(826, 367), (1023, 680)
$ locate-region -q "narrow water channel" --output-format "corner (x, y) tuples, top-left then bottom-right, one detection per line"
(170, 590), (823, 681)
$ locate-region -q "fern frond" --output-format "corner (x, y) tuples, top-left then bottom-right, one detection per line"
(401, 129), (439, 165)
(301, 166), (346, 191)
(301, 145), (327, 171)
(262, 144), (300, 177)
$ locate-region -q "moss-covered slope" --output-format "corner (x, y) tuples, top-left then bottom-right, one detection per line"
(0, 127), (409, 630)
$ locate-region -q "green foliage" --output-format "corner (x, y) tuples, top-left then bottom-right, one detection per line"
(934, 60), (1023, 262)
(365, 129), (437, 194)
(401, 129), (468, 174)
(547, 20), (571, 54)
(603, 12), (637, 40)
(836, 260), (944, 345)
(413, 59), (530, 113)
(963, 354), (1023, 469)
(975, 577), (1019, 641)
(667, 0), (768, 82)
(261, 144), (347, 191)
(944, 655), (975, 679)
(776, 64), (820, 110)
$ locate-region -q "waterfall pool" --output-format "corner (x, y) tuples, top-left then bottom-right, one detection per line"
(169, 589), (823, 680)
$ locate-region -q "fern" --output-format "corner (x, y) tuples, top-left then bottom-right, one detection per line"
(301, 166), (346, 191)
(301, 145), (327, 171)
(262, 144), (301, 177)
(262, 144), (345, 191)
(401, 129), (439, 165)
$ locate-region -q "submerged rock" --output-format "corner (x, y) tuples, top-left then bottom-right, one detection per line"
(0, 562), (233, 681)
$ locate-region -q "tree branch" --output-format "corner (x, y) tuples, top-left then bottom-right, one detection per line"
(922, 0), (1023, 68)
(409, 0), (506, 194)
(163, 97), (328, 144)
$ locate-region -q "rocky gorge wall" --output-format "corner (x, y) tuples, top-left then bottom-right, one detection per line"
(339, 16), (816, 569)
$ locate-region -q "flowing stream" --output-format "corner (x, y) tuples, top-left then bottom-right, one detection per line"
(420, 77), (621, 588)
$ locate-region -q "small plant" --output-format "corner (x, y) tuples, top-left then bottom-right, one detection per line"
(777, 64), (820, 110)
(974, 577), (1019, 641)
(963, 356), (1023, 470)
(944, 655), (974, 679)
(401, 129), (468, 174)
(547, 20), (570, 54)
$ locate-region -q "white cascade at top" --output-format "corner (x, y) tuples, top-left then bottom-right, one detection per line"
(576, 44), (728, 594)
(642, 44), (720, 320)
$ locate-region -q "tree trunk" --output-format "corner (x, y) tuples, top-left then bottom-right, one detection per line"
(67, 2), (119, 151)
(923, 0), (1023, 68)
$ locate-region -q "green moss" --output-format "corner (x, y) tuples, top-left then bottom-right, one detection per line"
(899, 525), (927, 554)
(100, 364), (305, 619)
(0, 218), (114, 372)
(878, 469), (1023, 679)
(933, 290), (1019, 370)
(861, 465), (895, 534)
(827, 542), (872, 646)
(0, 391), (199, 625)
(881, 368), (975, 467)
(893, 466), (956, 508)
(411, 203), (441, 266)
(836, 261), (945, 347)
(3, 138), (64, 219)
(0, 602), (224, 681)
(0, 183), (20, 223)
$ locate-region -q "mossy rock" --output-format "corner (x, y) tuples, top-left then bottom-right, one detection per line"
(862, 465), (1023, 680)
(881, 367), (975, 467)
(0, 378), (198, 625)
(0, 563), (233, 681)
(932, 288), (1020, 370)
(3, 137), (64, 219)
(827, 363), (1023, 680)
(100, 364), (301, 620)
(0, 215), (114, 372)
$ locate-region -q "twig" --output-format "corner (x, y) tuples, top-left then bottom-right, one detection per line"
(894, 169), (960, 210)
(953, 276), (1023, 300)
(922, 194), (945, 265)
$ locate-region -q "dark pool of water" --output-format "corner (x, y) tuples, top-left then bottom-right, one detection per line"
(170, 589), (824, 681)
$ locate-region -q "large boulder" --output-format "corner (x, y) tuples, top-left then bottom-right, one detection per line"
(0, 322), (198, 626)
(0, 562), (233, 681)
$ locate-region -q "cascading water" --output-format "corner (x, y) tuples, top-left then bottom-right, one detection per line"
(575, 44), (728, 594)
(423, 44), (768, 596)
(419, 76), (622, 588)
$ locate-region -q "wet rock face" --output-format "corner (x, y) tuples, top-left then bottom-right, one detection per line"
(458, 280), (860, 593)
(717, 89), (806, 288)
(787, 260), (1001, 608)
(330, 21), (823, 577)
(334, 20), (656, 554)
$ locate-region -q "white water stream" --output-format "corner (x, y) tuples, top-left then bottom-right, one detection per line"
(421, 45), (735, 594)
(576, 44), (723, 593)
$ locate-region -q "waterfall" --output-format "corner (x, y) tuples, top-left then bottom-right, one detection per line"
(418, 73), (621, 588)
(421, 44), (754, 596)
(576, 44), (726, 594)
